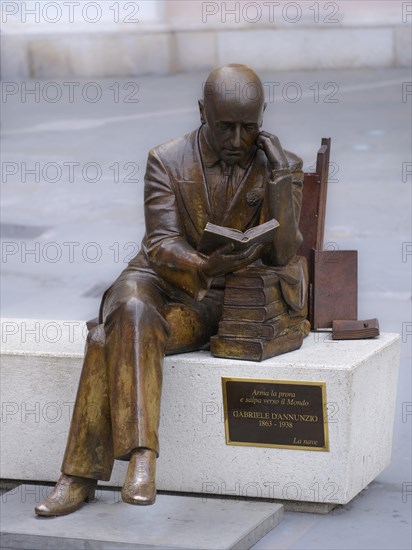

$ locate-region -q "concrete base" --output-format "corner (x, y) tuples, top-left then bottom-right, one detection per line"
(275, 500), (336, 514)
(0, 485), (283, 550)
(0, 319), (401, 506)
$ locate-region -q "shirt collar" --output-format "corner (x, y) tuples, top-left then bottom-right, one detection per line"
(199, 125), (257, 170)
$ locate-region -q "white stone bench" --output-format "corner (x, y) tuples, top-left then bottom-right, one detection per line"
(0, 318), (400, 507)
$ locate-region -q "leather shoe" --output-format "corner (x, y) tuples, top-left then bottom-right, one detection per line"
(34, 474), (97, 517)
(121, 448), (156, 505)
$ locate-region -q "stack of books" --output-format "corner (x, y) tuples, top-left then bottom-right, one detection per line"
(210, 266), (304, 361)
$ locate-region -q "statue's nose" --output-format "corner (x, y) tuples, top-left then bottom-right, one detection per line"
(232, 125), (241, 148)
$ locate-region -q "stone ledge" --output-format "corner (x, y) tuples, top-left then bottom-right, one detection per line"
(0, 319), (401, 506)
(1, 24), (410, 79)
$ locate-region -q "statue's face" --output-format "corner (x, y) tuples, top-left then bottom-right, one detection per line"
(201, 96), (264, 166)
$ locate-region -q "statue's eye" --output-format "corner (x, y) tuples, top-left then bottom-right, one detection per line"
(244, 124), (257, 132)
(217, 122), (232, 131)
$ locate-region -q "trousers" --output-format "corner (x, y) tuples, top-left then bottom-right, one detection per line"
(61, 267), (224, 481)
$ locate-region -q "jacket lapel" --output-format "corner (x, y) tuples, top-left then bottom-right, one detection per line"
(176, 129), (211, 240)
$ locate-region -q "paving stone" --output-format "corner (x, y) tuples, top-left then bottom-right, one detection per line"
(0, 486), (283, 550)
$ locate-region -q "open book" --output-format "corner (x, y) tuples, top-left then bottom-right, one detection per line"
(198, 218), (279, 253)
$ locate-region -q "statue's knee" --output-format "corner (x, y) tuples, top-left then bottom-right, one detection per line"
(119, 296), (150, 320)
(87, 324), (106, 347)
(104, 295), (168, 343)
(116, 296), (164, 327)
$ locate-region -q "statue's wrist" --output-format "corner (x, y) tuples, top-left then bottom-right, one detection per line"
(199, 257), (212, 279)
(270, 167), (290, 183)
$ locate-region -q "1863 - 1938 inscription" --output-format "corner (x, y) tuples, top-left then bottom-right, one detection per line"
(222, 378), (329, 451)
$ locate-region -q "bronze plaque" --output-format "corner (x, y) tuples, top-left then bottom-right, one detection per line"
(222, 378), (329, 451)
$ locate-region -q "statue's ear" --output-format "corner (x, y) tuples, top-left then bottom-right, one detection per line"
(259, 102), (267, 126)
(198, 99), (206, 124)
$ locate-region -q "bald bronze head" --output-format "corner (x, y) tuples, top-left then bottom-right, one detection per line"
(199, 64), (267, 166)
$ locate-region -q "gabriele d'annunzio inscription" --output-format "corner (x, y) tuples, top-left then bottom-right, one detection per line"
(222, 378), (329, 451)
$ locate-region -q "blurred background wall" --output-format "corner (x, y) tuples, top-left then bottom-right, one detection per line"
(1, 0), (411, 79)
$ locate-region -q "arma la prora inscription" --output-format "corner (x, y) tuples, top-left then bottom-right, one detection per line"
(222, 378), (329, 451)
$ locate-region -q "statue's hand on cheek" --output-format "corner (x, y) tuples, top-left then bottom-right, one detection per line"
(256, 131), (289, 171)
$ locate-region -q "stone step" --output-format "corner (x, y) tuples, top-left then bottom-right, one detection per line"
(0, 485), (283, 550)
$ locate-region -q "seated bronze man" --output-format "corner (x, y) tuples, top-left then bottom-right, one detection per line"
(35, 64), (308, 516)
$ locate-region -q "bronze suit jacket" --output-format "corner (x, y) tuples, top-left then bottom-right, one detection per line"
(125, 127), (305, 309)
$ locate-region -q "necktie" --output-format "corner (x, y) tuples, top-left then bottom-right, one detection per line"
(212, 162), (233, 223)
(222, 163), (233, 199)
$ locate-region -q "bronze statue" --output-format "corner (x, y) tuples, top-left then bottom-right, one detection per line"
(35, 64), (308, 517)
